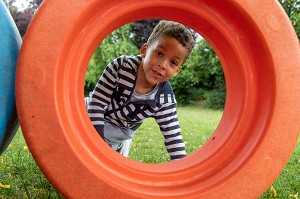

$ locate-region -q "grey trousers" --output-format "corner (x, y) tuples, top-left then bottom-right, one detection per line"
(85, 96), (133, 157)
(103, 121), (133, 157)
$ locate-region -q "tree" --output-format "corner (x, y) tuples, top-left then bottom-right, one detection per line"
(131, 19), (159, 49)
(170, 39), (226, 108)
(2, 0), (18, 16)
(29, 0), (43, 11)
(85, 24), (139, 92)
(278, 0), (300, 39)
(10, 8), (34, 37)
(3, 0), (43, 37)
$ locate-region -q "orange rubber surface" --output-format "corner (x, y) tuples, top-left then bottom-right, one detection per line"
(16, 0), (300, 198)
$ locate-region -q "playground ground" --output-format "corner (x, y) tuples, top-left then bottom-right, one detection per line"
(0, 106), (299, 198)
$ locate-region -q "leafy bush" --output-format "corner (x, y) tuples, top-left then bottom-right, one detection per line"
(170, 68), (205, 105)
(204, 88), (226, 110)
(171, 39), (226, 108)
(84, 24), (139, 92)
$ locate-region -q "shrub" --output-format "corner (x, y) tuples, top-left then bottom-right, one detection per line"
(204, 88), (226, 110)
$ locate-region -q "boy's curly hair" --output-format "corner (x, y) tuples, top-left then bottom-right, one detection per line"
(147, 20), (195, 60)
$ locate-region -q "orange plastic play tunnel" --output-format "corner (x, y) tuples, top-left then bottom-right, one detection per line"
(16, 0), (300, 198)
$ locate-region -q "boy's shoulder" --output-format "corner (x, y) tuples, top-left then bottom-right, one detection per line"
(157, 81), (177, 105)
(114, 55), (142, 71)
(159, 81), (174, 94)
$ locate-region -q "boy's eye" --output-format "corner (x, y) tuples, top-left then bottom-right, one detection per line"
(155, 50), (163, 56)
(171, 60), (178, 66)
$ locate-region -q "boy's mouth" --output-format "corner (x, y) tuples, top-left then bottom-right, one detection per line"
(152, 69), (163, 78)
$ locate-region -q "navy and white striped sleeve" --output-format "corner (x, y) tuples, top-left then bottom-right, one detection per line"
(87, 57), (121, 138)
(154, 103), (186, 161)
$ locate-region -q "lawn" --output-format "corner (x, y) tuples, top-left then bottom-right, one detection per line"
(0, 106), (299, 198)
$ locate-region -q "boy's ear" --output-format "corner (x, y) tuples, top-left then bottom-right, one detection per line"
(140, 43), (147, 57)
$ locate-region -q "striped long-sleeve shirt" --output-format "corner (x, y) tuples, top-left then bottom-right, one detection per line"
(87, 55), (186, 161)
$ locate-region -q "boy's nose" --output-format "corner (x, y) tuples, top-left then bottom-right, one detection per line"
(158, 60), (167, 69)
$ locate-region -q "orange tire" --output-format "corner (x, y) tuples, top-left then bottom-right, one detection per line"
(16, 0), (300, 198)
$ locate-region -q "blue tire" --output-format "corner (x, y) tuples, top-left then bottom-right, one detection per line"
(0, 1), (21, 155)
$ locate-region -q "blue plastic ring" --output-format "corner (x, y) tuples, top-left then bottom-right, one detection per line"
(0, 1), (21, 155)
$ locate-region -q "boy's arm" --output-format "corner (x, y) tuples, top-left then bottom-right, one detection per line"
(87, 58), (120, 139)
(154, 103), (186, 161)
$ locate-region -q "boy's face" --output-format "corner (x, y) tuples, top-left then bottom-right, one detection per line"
(140, 36), (188, 86)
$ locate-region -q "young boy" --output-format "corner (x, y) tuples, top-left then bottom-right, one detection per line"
(86, 20), (195, 161)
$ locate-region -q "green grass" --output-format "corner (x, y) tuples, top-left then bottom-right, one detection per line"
(0, 106), (299, 198)
(130, 107), (223, 163)
(0, 130), (63, 199)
